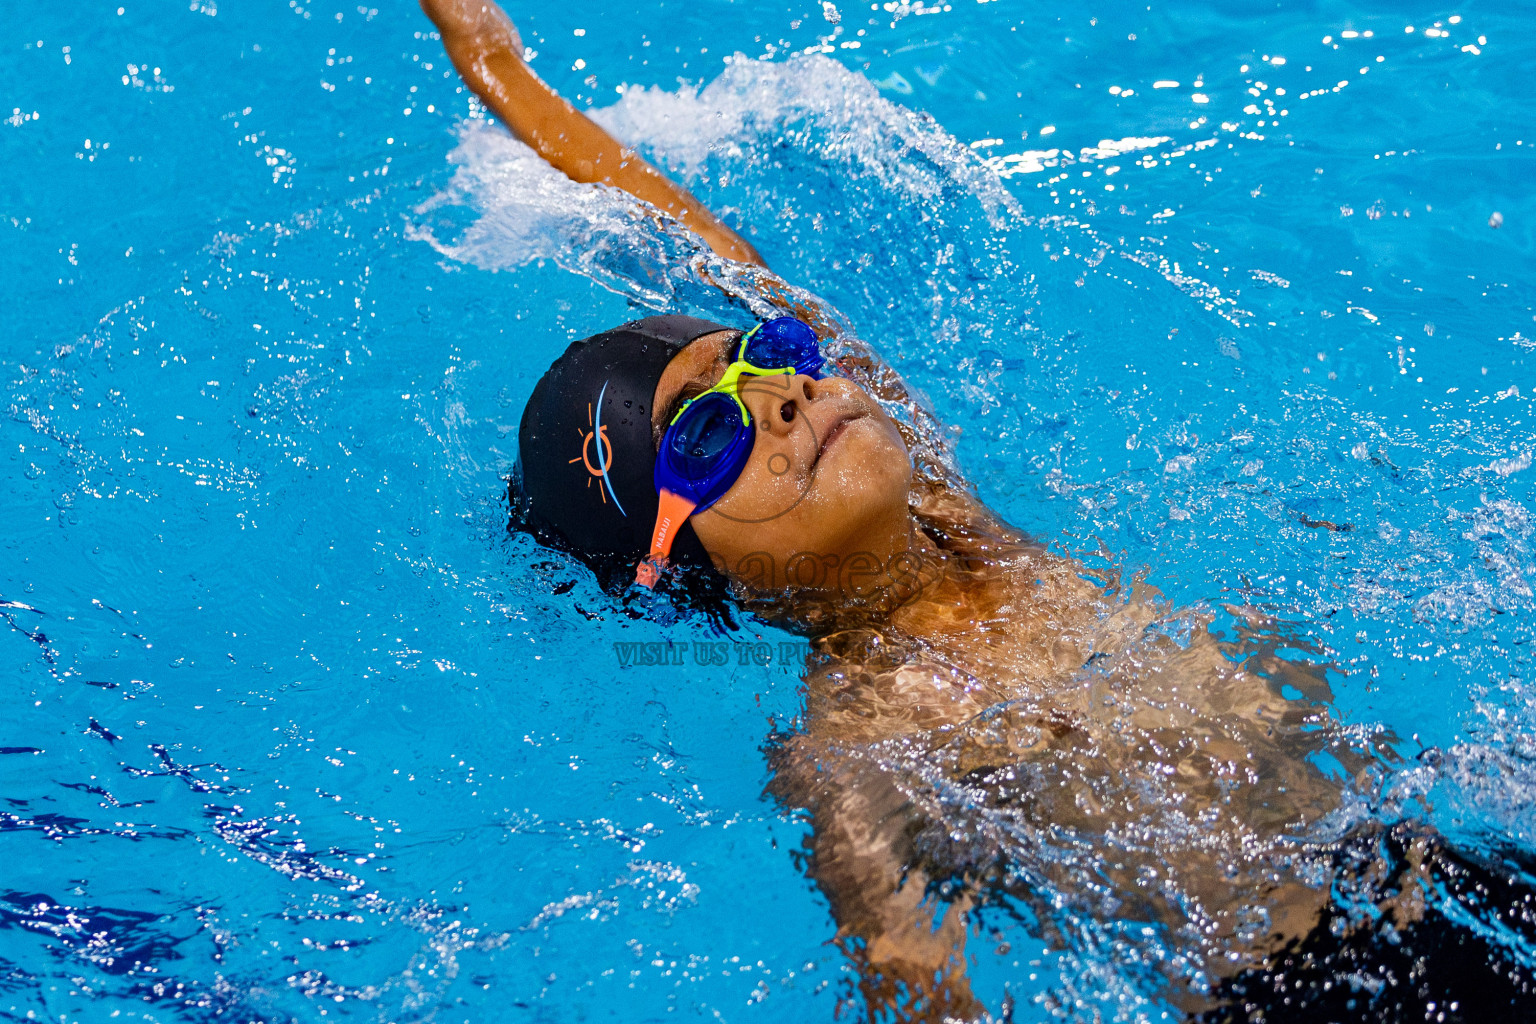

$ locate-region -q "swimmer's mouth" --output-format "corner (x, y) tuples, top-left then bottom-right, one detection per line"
(813, 411), (865, 467)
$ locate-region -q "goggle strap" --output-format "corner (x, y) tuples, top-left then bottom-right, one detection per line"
(635, 488), (699, 588)
(669, 360), (791, 428)
(735, 325), (758, 359)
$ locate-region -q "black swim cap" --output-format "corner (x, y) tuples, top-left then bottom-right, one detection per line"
(516, 315), (732, 571)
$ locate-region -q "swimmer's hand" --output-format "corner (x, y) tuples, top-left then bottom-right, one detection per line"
(420, 0), (765, 266)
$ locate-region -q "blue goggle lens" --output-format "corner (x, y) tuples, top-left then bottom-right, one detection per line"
(744, 317), (822, 378)
(665, 391), (741, 480)
(661, 391), (756, 509)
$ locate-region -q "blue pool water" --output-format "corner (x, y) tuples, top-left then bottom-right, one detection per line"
(3, 0), (1534, 1019)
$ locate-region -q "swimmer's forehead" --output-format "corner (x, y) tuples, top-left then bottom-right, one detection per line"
(651, 328), (739, 433)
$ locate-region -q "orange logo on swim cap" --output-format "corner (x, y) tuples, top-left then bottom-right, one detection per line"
(565, 385), (627, 516)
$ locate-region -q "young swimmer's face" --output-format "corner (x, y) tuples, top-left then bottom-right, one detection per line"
(651, 330), (914, 588)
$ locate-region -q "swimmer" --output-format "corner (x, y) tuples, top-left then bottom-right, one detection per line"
(420, 2), (1536, 1019)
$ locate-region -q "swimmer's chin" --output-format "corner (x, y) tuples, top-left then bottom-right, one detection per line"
(791, 417), (912, 529)
(815, 412), (907, 484)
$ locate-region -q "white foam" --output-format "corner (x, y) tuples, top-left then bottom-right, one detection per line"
(406, 121), (688, 307)
(407, 53), (1017, 305)
(592, 54), (1014, 216)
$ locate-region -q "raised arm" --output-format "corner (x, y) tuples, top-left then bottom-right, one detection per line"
(420, 0), (765, 266)
(419, 0), (959, 448)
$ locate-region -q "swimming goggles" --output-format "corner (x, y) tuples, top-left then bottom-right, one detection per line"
(636, 316), (822, 587)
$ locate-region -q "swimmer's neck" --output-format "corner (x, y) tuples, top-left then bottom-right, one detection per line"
(735, 510), (1000, 630)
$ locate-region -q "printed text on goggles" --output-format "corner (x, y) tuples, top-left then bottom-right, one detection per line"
(635, 317), (822, 587)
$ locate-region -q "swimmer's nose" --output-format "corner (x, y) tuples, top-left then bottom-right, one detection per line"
(739, 373), (813, 439)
